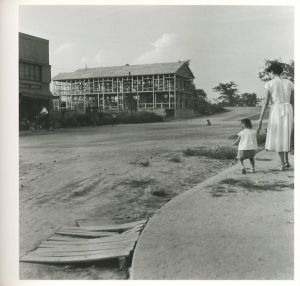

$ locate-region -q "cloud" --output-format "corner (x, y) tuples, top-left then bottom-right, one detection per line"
(134, 33), (179, 64)
(95, 49), (115, 66)
(52, 42), (72, 55)
(80, 56), (88, 63)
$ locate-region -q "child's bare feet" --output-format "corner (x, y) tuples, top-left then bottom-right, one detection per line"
(252, 168), (256, 173)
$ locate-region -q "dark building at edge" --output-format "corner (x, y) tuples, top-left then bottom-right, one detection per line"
(19, 32), (53, 126)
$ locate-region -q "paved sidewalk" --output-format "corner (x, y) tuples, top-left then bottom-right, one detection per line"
(131, 151), (294, 279)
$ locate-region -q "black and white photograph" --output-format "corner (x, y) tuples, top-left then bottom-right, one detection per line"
(0, 0), (298, 284)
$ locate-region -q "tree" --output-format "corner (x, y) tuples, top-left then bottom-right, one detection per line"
(258, 59), (294, 83)
(239, 92), (261, 107)
(213, 81), (240, 106)
(193, 89), (209, 114)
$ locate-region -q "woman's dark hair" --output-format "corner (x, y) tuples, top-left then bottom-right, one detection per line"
(241, 118), (252, 129)
(266, 62), (283, 75)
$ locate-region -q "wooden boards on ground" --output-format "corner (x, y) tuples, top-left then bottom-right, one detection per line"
(20, 219), (147, 269)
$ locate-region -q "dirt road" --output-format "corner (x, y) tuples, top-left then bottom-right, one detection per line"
(19, 107), (261, 279)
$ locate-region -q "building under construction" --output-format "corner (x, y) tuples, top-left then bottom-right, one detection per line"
(52, 61), (196, 117)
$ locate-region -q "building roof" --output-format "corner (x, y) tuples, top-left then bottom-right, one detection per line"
(52, 61), (194, 81)
(19, 32), (49, 43)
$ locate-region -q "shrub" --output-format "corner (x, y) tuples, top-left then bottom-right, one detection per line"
(206, 103), (226, 114)
(49, 110), (91, 128)
(183, 147), (203, 157)
(183, 145), (236, 160)
(48, 110), (163, 128)
(49, 111), (64, 128)
(194, 102), (226, 116)
(117, 111), (164, 124)
(62, 111), (90, 127)
(19, 118), (29, 131)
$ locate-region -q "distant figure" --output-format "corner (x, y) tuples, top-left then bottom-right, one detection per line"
(206, 119), (211, 126)
(257, 61), (294, 170)
(112, 113), (117, 126)
(40, 106), (49, 130)
(232, 118), (258, 174)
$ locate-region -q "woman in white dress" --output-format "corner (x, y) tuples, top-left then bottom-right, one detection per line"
(258, 62), (294, 170)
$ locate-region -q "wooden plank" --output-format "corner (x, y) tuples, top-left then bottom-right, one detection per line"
(54, 231), (139, 241)
(75, 219), (146, 229)
(21, 249), (131, 264)
(42, 238), (136, 247)
(41, 237), (139, 248)
(41, 234), (140, 246)
(36, 241), (135, 252)
(55, 230), (117, 238)
(44, 233), (139, 244)
(20, 220), (146, 265)
(60, 223), (144, 233)
(58, 227), (121, 233)
(122, 225), (144, 234)
(32, 244), (135, 257)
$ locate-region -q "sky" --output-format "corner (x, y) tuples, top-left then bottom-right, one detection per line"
(19, 5), (294, 100)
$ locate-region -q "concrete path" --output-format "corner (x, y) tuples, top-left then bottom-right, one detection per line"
(131, 151), (294, 279)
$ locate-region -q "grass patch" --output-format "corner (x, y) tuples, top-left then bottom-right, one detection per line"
(169, 155), (182, 163)
(139, 160), (150, 167)
(130, 159), (151, 167)
(183, 145), (236, 160)
(122, 178), (154, 189)
(219, 178), (294, 192)
(219, 178), (240, 185)
(210, 185), (237, 197)
(150, 188), (169, 197)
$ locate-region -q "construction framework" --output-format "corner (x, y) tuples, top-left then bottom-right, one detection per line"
(52, 61), (196, 116)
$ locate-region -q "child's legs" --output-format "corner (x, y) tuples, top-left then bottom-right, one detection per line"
(239, 159), (245, 169)
(249, 158), (255, 168)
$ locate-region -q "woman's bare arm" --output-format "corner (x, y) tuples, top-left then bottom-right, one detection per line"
(258, 89), (271, 131)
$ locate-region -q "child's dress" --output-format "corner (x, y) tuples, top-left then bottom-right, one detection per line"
(264, 76), (294, 152)
(237, 129), (258, 159)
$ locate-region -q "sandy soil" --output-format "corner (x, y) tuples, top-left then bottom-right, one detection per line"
(19, 107), (261, 279)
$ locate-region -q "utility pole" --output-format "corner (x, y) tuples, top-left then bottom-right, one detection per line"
(129, 72), (133, 121)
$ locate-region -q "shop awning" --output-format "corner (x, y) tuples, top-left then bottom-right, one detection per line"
(20, 92), (59, 100)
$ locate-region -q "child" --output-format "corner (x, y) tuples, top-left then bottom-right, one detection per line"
(233, 118), (258, 174)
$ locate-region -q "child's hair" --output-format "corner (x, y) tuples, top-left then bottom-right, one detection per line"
(241, 118), (252, 129)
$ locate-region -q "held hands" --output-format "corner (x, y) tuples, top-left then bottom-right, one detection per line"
(232, 136), (240, 146)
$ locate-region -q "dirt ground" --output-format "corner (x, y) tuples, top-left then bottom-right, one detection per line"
(19, 107), (261, 279)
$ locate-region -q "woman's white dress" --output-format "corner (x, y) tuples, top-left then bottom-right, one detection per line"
(264, 76), (294, 152)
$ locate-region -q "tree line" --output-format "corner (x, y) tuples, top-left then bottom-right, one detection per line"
(192, 59), (294, 114)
